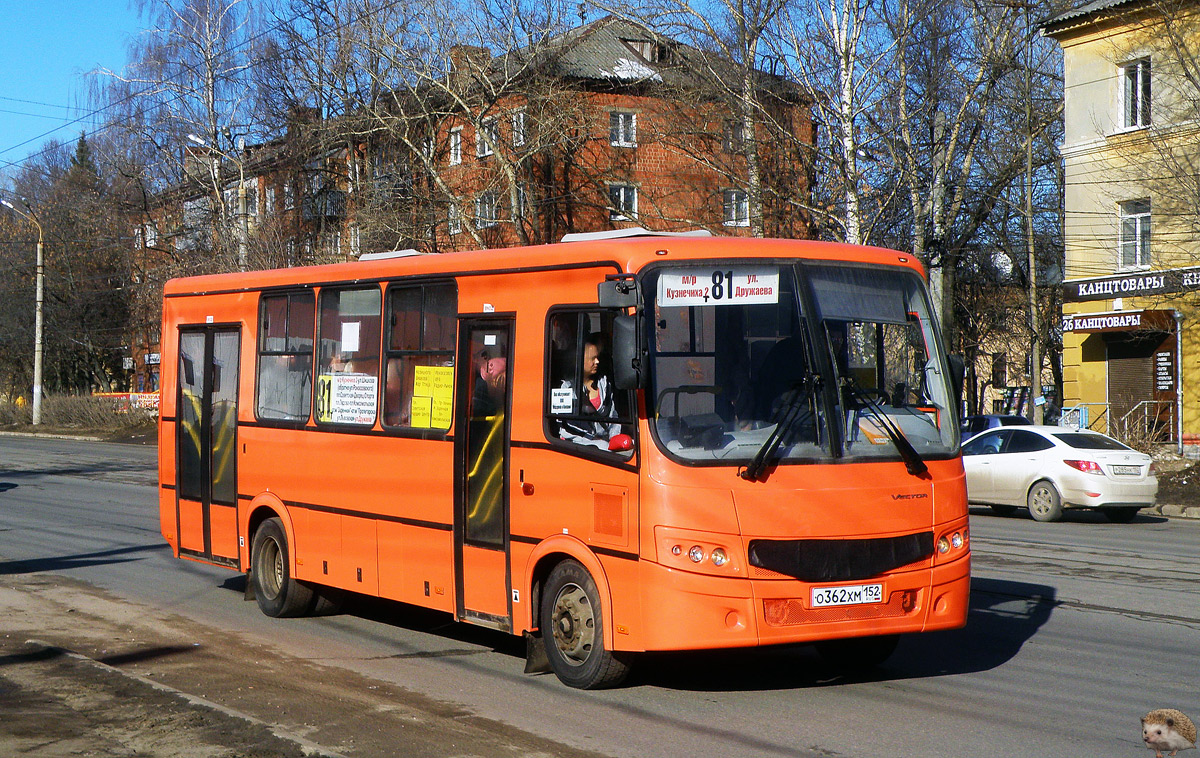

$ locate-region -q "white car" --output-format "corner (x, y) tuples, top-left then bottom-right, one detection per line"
(961, 425), (1157, 522)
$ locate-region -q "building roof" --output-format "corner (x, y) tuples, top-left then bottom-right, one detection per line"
(1040, 0), (1160, 36)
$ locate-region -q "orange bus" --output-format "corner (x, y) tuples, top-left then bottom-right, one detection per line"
(158, 230), (970, 688)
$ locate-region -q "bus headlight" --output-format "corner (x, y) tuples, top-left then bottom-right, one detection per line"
(656, 527), (742, 576)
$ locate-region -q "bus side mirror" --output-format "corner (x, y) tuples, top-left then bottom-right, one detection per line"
(947, 354), (965, 416)
(611, 314), (644, 390)
(598, 276), (639, 309)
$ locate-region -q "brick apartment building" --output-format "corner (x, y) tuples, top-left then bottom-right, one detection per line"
(128, 15), (813, 392)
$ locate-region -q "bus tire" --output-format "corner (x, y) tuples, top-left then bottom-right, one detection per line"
(814, 634), (899, 672)
(251, 517), (314, 618)
(540, 559), (631, 689)
(1027, 480), (1063, 522)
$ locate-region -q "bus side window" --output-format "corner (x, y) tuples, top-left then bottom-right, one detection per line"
(256, 291), (314, 422)
(382, 282), (457, 430)
(545, 309), (634, 454)
(315, 286), (382, 426)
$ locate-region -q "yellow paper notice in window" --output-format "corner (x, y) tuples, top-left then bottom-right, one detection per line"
(410, 395), (432, 428)
(413, 364), (455, 429)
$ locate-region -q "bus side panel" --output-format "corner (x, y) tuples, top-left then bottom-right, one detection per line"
(378, 521), (454, 613)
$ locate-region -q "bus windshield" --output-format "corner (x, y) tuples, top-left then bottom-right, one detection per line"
(645, 262), (958, 466)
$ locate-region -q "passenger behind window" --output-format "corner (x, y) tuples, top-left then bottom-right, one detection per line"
(472, 347), (507, 418)
(559, 332), (624, 449)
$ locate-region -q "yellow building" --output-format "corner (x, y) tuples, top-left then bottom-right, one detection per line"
(1043, 0), (1200, 454)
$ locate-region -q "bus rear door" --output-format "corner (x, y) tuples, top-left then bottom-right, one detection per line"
(174, 326), (241, 568)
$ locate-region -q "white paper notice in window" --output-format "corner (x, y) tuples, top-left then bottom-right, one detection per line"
(341, 322), (360, 352)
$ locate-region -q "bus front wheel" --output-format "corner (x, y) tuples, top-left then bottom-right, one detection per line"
(540, 559), (631, 689)
(251, 517), (314, 617)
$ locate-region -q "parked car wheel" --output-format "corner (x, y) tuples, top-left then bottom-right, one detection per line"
(1027, 480), (1063, 522)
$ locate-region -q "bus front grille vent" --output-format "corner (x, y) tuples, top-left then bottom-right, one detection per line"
(747, 532), (934, 583)
(763, 590), (919, 626)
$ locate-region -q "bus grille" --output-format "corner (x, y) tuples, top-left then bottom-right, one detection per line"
(762, 590), (918, 626)
(748, 532), (934, 582)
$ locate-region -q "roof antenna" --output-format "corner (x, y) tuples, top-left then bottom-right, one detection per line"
(578, 2), (587, 25)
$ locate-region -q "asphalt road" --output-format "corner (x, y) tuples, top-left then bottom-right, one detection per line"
(2, 433), (1198, 757)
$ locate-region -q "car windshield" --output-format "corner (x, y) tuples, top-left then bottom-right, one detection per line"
(644, 262), (958, 465)
(1053, 432), (1131, 451)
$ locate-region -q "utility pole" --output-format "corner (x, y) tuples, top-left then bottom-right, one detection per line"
(1, 198), (44, 425)
(1024, 6), (1042, 423)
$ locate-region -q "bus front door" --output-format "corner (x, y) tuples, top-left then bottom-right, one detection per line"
(174, 327), (241, 568)
(453, 319), (513, 630)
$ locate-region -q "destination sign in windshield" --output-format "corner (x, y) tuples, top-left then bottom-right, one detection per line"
(657, 267), (780, 307)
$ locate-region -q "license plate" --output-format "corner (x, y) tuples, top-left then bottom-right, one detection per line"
(811, 583), (883, 608)
(1112, 465), (1141, 476)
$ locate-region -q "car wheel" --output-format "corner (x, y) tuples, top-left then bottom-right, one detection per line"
(1027, 480), (1063, 523)
(540, 559), (631, 689)
(989, 504), (1019, 517)
(1104, 506), (1141, 523)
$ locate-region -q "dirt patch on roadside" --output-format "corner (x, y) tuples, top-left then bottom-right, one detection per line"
(0, 571), (605, 758)
(1156, 462), (1200, 507)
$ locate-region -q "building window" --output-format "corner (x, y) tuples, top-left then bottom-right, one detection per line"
(514, 183), (528, 219)
(723, 189), (749, 227)
(283, 180), (295, 210)
(449, 127), (462, 165)
(991, 353), (1007, 388)
(1122, 58), (1151, 129)
(141, 224), (158, 249)
(610, 111), (637, 147)
(477, 118), (497, 158)
(512, 110), (526, 148)
(609, 184), (637, 221)
(1120, 199), (1151, 269)
(723, 120), (744, 153)
(265, 186), (276, 215)
(476, 192), (498, 228)
(448, 203), (462, 235)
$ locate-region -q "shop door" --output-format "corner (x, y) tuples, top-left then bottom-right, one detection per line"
(453, 319), (513, 630)
(175, 327), (241, 568)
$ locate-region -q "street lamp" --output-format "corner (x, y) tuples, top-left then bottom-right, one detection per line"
(187, 133), (249, 271)
(0, 198), (44, 425)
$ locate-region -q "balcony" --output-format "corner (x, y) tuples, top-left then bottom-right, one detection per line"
(302, 188), (346, 221)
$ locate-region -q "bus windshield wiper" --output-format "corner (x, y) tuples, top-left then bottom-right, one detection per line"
(843, 376), (928, 477)
(740, 374), (819, 482)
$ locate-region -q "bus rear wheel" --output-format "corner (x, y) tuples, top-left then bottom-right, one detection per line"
(251, 517), (314, 618)
(540, 559), (631, 689)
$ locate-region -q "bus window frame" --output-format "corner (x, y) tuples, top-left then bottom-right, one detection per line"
(380, 278), (459, 436)
(253, 288), (316, 428)
(313, 283), (385, 430)
(542, 305), (639, 467)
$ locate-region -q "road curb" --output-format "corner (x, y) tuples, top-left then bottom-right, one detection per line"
(0, 429), (104, 441)
(25, 639), (350, 758)
(1148, 503), (1200, 519)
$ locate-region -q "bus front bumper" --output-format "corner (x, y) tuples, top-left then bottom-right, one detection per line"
(625, 554), (970, 653)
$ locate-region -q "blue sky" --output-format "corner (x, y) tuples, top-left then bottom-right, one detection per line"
(0, 1), (145, 171)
